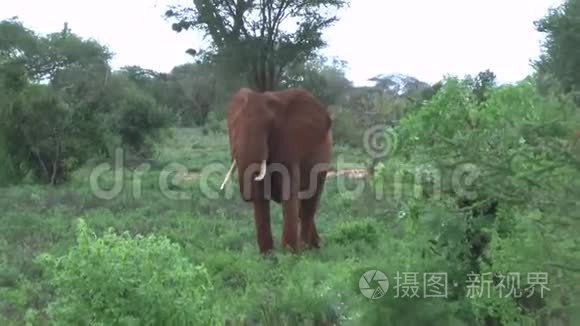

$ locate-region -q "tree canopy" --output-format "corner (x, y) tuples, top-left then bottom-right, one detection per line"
(534, 0), (580, 98)
(165, 0), (349, 91)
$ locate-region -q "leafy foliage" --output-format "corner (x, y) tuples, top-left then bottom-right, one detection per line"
(165, 0), (349, 91)
(119, 63), (220, 126)
(0, 19), (170, 185)
(535, 0), (580, 98)
(38, 220), (214, 325)
(281, 55), (352, 105)
(328, 74), (436, 148)
(1, 84), (85, 184)
(94, 73), (171, 156)
(3, 2), (580, 325)
(376, 76), (580, 324)
(398, 77), (580, 209)
(0, 19), (112, 82)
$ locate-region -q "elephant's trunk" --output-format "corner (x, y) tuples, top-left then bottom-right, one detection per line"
(226, 104), (271, 200)
(231, 133), (269, 201)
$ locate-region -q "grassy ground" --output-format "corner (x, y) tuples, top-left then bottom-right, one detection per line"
(2, 128), (416, 325)
(5, 127), (571, 325)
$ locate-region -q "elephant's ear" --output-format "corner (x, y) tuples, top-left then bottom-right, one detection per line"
(270, 88), (332, 159)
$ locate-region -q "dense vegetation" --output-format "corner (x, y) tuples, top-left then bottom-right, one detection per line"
(1, 0), (580, 325)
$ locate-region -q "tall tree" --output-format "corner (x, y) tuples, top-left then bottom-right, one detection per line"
(165, 0), (348, 92)
(0, 19), (112, 84)
(466, 69), (496, 103)
(0, 19), (169, 184)
(368, 73), (431, 97)
(534, 0), (580, 95)
(281, 55), (352, 105)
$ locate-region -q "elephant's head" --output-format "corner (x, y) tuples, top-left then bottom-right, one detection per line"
(224, 88), (273, 200)
(221, 87), (331, 201)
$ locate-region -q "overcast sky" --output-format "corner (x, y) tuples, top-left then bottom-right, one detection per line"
(2, 0), (565, 86)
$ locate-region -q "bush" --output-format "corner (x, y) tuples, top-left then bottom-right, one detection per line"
(329, 87), (417, 148)
(0, 84), (94, 184)
(376, 76), (580, 324)
(398, 77), (580, 208)
(91, 73), (171, 158)
(0, 20), (171, 185)
(202, 111), (226, 135)
(38, 220), (215, 325)
(330, 219), (380, 247)
(329, 105), (365, 147)
(0, 73), (171, 185)
(114, 81), (170, 156)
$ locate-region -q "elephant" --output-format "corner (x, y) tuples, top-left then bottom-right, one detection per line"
(220, 87), (333, 254)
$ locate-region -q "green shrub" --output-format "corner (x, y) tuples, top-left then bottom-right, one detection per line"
(329, 105), (364, 147)
(398, 77), (580, 204)
(0, 84), (94, 184)
(38, 219), (214, 325)
(0, 20), (171, 185)
(202, 111), (225, 135)
(117, 90), (169, 156)
(330, 219), (380, 247)
(379, 76), (580, 324)
(93, 74), (171, 158)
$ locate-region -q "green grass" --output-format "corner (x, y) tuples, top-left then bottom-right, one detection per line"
(0, 127), (401, 325)
(2, 127), (573, 325)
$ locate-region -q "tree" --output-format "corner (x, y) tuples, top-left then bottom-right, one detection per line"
(117, 63), (223, 126)
(368, 73), (431, 97)
(0, 19), (114, 184)
(392, 77), (580, 324)
(0, 19), (170, 184)
(281, 55), (352, 105)
(0, 19), (112, 83)
(166, 63), (218, 125)
(534, 0), (580, 97)
(466, 69), (496, 103)
(165, 0), (349, 92)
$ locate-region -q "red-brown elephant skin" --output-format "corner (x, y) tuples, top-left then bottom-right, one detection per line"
(220, 87), (333, 255)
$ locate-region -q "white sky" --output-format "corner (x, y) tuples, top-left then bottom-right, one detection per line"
(1, 0), (565, 86)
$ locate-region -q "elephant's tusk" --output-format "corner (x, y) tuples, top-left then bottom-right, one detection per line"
(220, 159), (236, 190)
(254, 160), (267, 181)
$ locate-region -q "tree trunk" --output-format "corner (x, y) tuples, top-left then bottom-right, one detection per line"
(251, 52), (278, 92)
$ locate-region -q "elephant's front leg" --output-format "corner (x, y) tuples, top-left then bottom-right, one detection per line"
(253, 199), (273, 254)
(281, 165), (300, 252)
(281, 196), (299, 252)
